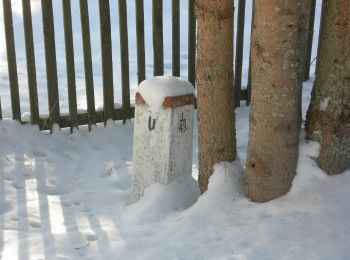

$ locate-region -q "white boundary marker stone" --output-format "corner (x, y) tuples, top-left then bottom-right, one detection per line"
(132, 76), (195, 201)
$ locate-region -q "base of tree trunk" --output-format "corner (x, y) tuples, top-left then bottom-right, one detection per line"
(318, 137), (350, 175)
(244, 0), (307, 203)
(305, 0), (350, 176)
(245, 153), (296, 202)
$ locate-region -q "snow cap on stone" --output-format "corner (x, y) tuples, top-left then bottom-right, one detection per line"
(138, 75), (194, 114)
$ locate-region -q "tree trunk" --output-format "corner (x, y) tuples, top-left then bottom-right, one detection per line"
(245, 0), (308, 202)
(305, 0), (350, 175)
(196, 0), (236, 193)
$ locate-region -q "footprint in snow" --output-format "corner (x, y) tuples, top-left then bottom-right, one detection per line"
(24, 171), (32, 177)
(3, 173), (13, 181)
(81, 206), (92, 213)
(12, 181), (25, 190)
(29, 221), (42, 229)
(112, 174), (130, 191)
(112, 180), (129, 191)
(39, 183), (69, 196)
(32, 150), (47, 158)
(67, 225), (78, 232)
(14, 155), (24, 161)
(61, 199), (72, 207)
(85, 233), (98, 241)
(47, 177), (57, 186)
(0, 201), (13, 214)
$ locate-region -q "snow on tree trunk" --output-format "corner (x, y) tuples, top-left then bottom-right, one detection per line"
(196, 0), (236, 193)
(305, 0), (350, 175)
(245, 0), (308, 202)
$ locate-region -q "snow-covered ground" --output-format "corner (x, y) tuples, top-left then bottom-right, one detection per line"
(2, 1), (348, 259)
(0, 76), (350, 259)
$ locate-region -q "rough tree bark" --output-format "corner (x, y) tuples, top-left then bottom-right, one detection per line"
(196, 0), (236, 193)
(305, 0), (350, 175)
(245, 0), (308, 202)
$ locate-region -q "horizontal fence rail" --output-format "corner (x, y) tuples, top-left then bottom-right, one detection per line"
(0, 0), (318, 132)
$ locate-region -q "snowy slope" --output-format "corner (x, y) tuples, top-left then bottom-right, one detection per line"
(0, 77), (350, 259)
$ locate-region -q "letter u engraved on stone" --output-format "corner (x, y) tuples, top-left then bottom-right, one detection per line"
(148, 116), (156, 131)
(178, 112), (187, 133)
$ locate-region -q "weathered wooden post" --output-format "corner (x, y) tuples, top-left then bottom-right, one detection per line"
(132, 76), (195, 201)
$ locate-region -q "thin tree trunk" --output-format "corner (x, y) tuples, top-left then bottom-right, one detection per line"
(245, 0), (308, 202)
(196, 0), (236, 193)
(305, 0), (350, 175)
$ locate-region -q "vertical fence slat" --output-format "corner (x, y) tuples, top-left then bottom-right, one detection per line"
(41, 0), (60, 129)
(172, 0), (180, 76)
(234, 0), (246, 107)
(246, 58), (251, 106)
(119, 0), (131, 122)
(22, 0), (39, 124)
(0, 97), (2, 120)
(135, 0), (145, 84)
(188, 0), (195, 86)
(246, 0), (255, 106)
(62, 0), (78, 130)
(315, 0), (325, 76)
(303, 0), (316, 81)
(3, 0), (21, 121)
(152, 0), (164, 76)
(99, 0), (114, 122)
(79, 0), (96, 129)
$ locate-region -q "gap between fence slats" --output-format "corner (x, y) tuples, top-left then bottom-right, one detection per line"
(246, 0), (255, 106)
(3, 0), (21, 121)
(234, 0), (246, 107)
(22, 0), (39, 125)
(303, 0), (316, 81)
(62, 0), (78, 131)
(315, 0), (325, 76)
(79, 0), (96, 130)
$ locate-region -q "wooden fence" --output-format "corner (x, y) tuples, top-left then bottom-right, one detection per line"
(1, 0), (317, 131)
